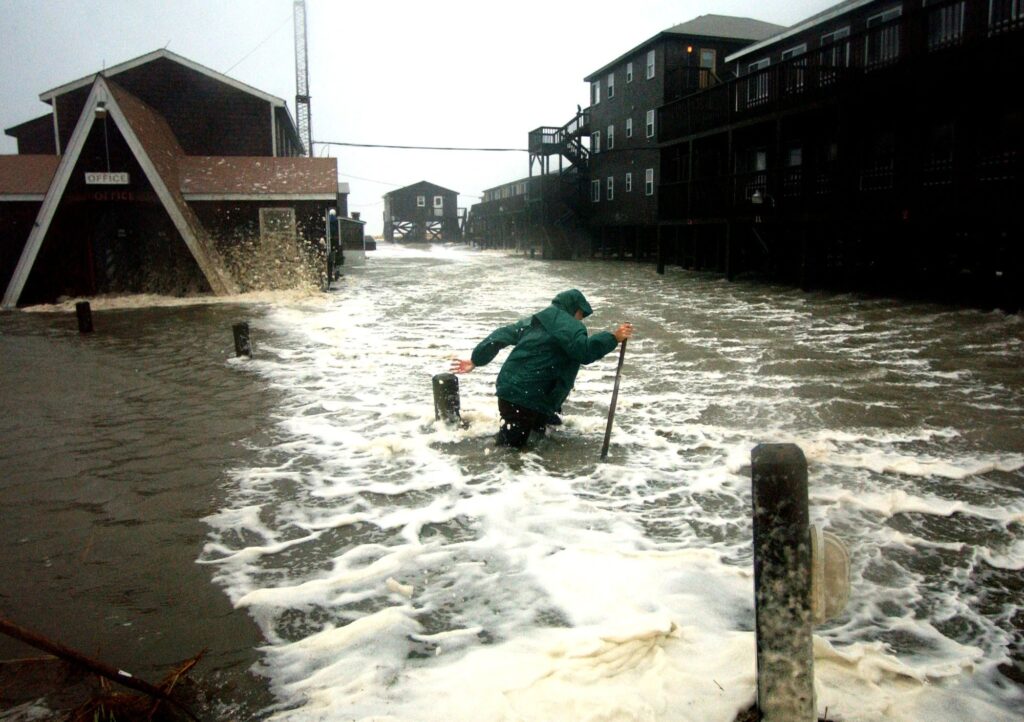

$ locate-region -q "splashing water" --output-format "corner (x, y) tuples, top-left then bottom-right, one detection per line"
(200, 244), (1024, 721)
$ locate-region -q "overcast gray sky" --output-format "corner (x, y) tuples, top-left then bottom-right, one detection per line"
(0, 0), (838, 234)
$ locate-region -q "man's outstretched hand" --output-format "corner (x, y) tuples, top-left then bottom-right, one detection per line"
(613, 323), (634, 343)
(450, 358), (475, 374)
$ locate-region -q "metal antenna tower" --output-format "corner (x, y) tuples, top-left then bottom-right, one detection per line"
(293, 0), (312, 156)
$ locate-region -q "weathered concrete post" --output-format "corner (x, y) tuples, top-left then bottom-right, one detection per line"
(432, 373), (461, 424)
(751, 443), (815, 722)
(75, 301), (93, 333)
(232, 322), (251, 358)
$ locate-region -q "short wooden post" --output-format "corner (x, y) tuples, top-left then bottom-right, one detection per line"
(232, 322), (251, 358)
(75, 301), (93, 333)
(656, 226), (666, 275)
(751, 443), (815, 722)
(432, 373), (461, 424)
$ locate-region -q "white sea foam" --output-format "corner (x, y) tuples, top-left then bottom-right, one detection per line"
(202, 244), (1024, 721)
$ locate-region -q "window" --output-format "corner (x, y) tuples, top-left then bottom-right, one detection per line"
(820, 26), (851, 85)
(593, 80), (601, 105)
(626, 117), (633, 138)
(645, 168), (654, 195)
(607, 72), (615, 98)
(626, 61), (633, 82)
(646, 49), (655, 79)
(259, 207), (296, 241)
(625, 172), (633, 192)
(607, 176), (614, 200)
(699, 48), (716, 88)
(747, 58), (770, 105)
(781, 44), (807, 93)
(865, 6), (902, 67)
(989, 0), (1022, 34)
(645, 109), (655, 138)
(434, 195), (443, 208)
(593, 130), (601, 154)
(591, 179), (601, 202)
(926, 0), (965, 48)
(607, 124), (615, 150)
(416, 195), (426, 207)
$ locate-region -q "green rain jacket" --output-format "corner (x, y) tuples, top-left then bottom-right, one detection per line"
(470, 289), (619, 415)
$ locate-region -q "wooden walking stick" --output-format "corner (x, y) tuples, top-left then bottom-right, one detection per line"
(600, 338), (627, 461)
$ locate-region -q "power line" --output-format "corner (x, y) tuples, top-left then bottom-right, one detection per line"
(316, 140), (528, 153)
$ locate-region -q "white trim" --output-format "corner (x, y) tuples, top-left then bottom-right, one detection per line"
(726, 0), (876, 62)
(0, 194), (45, 202)
(184, 193), (336, 201)
(3, 77), (237, 308)
(270, 103), (278, 157)
(52, 106), (61, 155)
(39, 49), (286, 107)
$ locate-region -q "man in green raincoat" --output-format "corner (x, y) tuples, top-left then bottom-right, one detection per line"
(451, 289), (633, 448)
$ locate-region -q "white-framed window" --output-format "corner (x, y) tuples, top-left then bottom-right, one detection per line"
(607, 124), (615, 150)
(593, 130), (601, 154)
(626, 61), (634, 82)
(781, 44), (807, 92)
(625, 172), (633, 192)
(434, 195), (443, 208)
(645, 168), (654, 196)
(593, 80), (601, 105)
(989, 0), (1022, 34)
(646, 49), (655, 79)
(747, 58), (770, 104)
(591, 179), (601, 202)
(646, 109), (655, 138)
(626, 117), (633, 138)
(865, 6), (903, 67)
(606, 176), (614, 200)
(416, 195), (425, 207)
(821, 26), (851, 67)
(926, 0), (965, 48)
(607, 72), (615, 98)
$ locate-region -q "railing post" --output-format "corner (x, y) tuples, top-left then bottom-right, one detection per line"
(232, 322), (252, 358)
(751, 443), (816, 722)
(75, 301), (93, 334)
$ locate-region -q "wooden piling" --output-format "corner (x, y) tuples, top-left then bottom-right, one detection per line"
(432, 373), (461, 424)
(750, 443), (816, 722)
(232, 322), (251, 358)
(75, 301), (93, 333)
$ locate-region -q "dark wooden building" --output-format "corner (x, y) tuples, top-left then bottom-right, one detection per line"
(2, 49), (345, 307)
(583, 14), (785, 258)
(656, 0), (1022, 308)
(383, 181), (460, 242)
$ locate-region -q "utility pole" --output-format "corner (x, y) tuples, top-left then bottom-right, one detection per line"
(293, 0), (312, 156)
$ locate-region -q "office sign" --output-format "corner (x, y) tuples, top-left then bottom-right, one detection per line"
(85, 172), (129, 185)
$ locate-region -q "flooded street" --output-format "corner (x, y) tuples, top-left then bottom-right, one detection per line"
(2, 244), (1023, 720)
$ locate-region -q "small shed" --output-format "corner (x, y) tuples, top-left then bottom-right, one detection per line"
(383, 181), (459, 242)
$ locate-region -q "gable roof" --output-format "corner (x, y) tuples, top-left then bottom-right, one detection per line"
(38, 48), (287, 107)
(2, 77), (238, 308)
(384, 180), (460, 198)
(179, 156), (338, 200)
(0, 155), (60, 198)
(666, 14), (787, 40)
(585, 14), (786, 80)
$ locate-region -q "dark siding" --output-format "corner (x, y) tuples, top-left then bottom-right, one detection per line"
(5, 115), (56, 155)
(0, 201), (41, 292)
(56, 58), (274, 156)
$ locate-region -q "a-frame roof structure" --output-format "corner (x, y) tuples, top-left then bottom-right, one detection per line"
(2, 76), (238, 308)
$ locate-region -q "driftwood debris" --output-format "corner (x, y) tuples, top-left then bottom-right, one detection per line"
(0, 615), (200, 720)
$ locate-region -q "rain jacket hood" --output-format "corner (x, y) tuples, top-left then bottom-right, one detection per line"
(470, 290), (618, 415)
(550, 289), (593, 319)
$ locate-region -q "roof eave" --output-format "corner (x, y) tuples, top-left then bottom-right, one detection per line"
(726, 0), (876, 63)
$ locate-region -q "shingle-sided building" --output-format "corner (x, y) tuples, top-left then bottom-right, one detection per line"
(583, 14), (785, 256)
(1, 49), (344, 307)
(383, 181), (460, 242)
